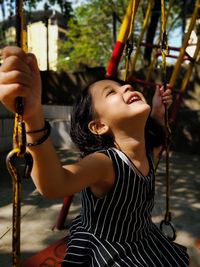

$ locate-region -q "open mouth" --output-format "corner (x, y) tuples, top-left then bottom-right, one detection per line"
(127, 94), (141, 104)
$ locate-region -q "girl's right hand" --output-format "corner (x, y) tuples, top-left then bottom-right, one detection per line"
(0, 46), (42, 122)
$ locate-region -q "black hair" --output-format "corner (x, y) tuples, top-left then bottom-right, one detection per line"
(70, 77), (165, 158)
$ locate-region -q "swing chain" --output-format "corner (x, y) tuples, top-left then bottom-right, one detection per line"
(125, 38), (133, 60)
(159, 0), (176, 242)
(161, 31), (169, 54)
(124, 37), (134, 81)
(6, 96), (33, 267)
(6, 1), (33, 262)
(6, 97), (33, 180)
(160, 218), (176, 241)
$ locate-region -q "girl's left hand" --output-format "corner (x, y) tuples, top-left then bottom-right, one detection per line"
(151, 84), (173, 125)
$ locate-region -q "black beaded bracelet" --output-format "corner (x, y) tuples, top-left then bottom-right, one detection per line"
(26, 121), (48, 134)
(27, 121), (51, 146)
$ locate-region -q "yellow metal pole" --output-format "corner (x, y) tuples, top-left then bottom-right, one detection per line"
(124, 0), (137, 81)
(180, 38), (200, 93)
(117, 0), (133, 43)
(169, 0), (200, 88)
(146, 0), (174, 83)
(128, 0), (154, 78)
(118, 0), (140, 44)
(106, 0), (140, 77)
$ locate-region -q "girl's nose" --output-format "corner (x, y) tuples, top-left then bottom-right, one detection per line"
(121, 84), (134, 94)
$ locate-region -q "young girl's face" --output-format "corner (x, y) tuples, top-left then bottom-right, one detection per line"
(88, 79), (151, 135)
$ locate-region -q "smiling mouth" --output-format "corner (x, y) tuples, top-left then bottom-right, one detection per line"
(127, 95), (142, 104)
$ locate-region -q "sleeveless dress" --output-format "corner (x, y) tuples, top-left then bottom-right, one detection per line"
(62, 148), (189, 266)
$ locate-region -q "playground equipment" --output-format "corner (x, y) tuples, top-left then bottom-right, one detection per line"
(105, 0), (199, 241)
(57, 0), (200, 236)
(4, 0), (200, 265)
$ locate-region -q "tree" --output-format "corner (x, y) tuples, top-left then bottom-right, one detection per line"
(0, 0), (73, 51)
(0, 0), (73, 20)
(57, 0), (146, 71)
(57, 1), (118, 71)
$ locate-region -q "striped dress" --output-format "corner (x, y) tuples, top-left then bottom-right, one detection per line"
(62, 148), (189, 266)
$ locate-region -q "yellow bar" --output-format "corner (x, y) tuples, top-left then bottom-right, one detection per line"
(128, 0), (154, 77)
(170, 0), (200, 88)
(146, 0), (174, 82)
(118, 0), (140, 43)
(118, 0), (133, 43)
(127, 0), (136, 41)
(180, 38), (200, 93)
(161, 0), (166, 34)
(23, 29), (28, 52)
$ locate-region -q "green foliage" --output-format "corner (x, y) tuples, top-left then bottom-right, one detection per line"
(57, 0), (165, 71)
(57, 0), (131, 71)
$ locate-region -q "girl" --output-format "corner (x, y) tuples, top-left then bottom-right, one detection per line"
(0, 46), (189, 266)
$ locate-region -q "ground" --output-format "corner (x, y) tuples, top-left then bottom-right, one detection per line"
(0, 148), (200, 266)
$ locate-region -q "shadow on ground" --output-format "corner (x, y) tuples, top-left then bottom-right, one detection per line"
(0, 148), (200, 266)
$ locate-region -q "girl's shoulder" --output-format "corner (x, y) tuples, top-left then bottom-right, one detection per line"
(84, 149), (116, 198)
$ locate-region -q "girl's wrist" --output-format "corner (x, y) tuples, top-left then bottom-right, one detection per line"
(24, 107), (44, 130)
(150, 111), (164, 126)
(24, 106), (47, 145)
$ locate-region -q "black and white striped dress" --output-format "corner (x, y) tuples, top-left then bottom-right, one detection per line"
(62, 148), (189, 266)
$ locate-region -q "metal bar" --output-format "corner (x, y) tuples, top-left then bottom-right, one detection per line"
(180, 37), (200, 93)
(169, 0), (200, 88)
(141, 42), (182, 52)
(106, 0), (140, 77)
(128, 0), (154, 78)
(156, 52), (192, 61)
(145, 0), (173, 83)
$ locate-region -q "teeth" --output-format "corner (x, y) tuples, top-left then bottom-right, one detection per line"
(128, 96), (140, 104)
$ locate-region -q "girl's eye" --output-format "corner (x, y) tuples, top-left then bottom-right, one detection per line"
(106, 89), (115, 96)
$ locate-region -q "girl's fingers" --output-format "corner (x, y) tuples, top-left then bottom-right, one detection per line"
(155, 85), (161, 95)
(0, 83), (29, 100)
(3, 46), (26, 61)
(26, 53), (40, 73)
(160, 84), (171, 91)
(159, 85), (164, 95)
(0, 70), (31, 87)
(0, 55), (31, 75)
(162, 96), (172, 108)
(162, 88), (172, 96)
(0, 83), (30, 113)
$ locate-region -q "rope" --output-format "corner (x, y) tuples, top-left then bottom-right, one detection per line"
(159, 0), (176, 241)
(124, 0), (135, 81)
(145, 0), (174, 89)
(6, 1), (33, 266)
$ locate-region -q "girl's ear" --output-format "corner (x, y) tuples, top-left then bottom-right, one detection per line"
(88, 120), (109, 135)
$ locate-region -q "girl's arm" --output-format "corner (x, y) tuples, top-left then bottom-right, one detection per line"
(151, 85), (172, 126)
(147, 85), (172, 156)
(29, 138), (114, 199)
(0, 46), (115, 199)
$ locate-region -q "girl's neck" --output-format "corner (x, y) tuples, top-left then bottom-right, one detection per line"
(114, 128), (147, 162)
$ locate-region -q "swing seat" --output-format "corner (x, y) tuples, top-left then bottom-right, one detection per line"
(20, 236), (68, 267)
(20, 196), (73, 266)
